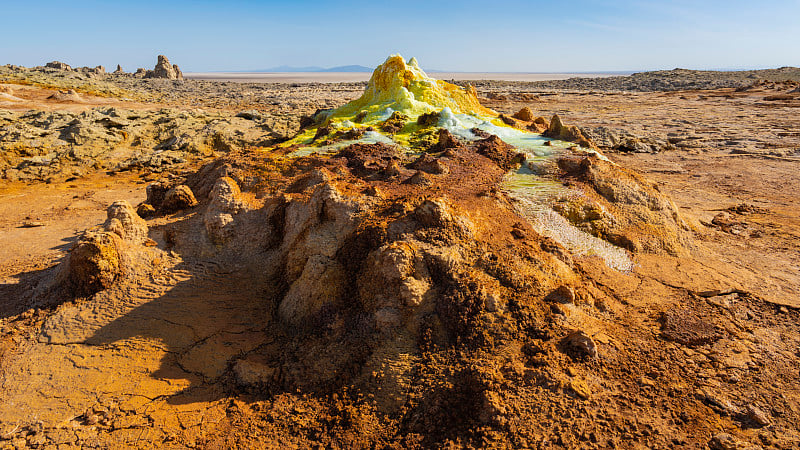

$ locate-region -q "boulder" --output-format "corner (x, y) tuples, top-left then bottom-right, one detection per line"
(162, 185), (198, 211)
(528, 116), (549, 133)
(136, 203), (156, 218)
(512, 107), (536, 122)
(207, 176), (244, 213)
(563, 330), (599, 359)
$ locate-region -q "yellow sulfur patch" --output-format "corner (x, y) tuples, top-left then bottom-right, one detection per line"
(282, 54), (499, 148)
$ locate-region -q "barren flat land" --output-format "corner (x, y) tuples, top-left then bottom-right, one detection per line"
(1, 62), (799, 448)
(185, 72), (627, 83)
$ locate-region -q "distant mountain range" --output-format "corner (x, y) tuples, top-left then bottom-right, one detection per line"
(255, 65), (373, 73)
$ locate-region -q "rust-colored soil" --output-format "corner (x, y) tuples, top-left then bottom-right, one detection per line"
(1, 77), (799, 449)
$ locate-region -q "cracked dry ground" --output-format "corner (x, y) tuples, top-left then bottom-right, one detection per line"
(0, 84), (799, 449)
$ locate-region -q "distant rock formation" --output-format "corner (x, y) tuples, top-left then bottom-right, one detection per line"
(114, 64), (123, 74)
(79, 66), (105, 77)
(45, 61), (72, 71)
(144, 55), (184, 80)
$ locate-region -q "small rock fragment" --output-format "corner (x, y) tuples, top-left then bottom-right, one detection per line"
(570, 378), (592, 399)
(708, 432), (749, 450)
(746, 405), (770, 427)
(404, 170), (432, 186)
(21, 221), (44, 228)
(563, 330), (599, 359)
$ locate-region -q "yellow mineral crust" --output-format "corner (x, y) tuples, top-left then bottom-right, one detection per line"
(328, 54), (496, 123)
(285, 54), (498, 147)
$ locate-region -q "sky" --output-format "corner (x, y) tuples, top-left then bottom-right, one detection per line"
(2, 0), (799, 72)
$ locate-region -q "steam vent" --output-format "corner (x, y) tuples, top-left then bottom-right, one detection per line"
(3, 54), (710, 447)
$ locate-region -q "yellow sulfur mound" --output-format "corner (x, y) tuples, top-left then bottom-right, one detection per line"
(327, 54), (497, 122)
(286, 54), (498, 148)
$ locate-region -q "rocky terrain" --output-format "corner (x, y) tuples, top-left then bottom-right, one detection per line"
(0, 104), (281, 182)
(0, 60), (799, 449)
(471, 66), (800, 92)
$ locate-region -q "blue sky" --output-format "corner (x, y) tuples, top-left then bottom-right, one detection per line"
(2, 0), (798, 72)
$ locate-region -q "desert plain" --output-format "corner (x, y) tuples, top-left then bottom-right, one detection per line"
(0, 57), (799, 448)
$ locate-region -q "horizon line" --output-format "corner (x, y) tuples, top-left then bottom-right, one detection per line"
(180, 65), (798, 74)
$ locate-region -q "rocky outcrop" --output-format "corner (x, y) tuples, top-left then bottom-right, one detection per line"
(145, 55), (184, 80)
(277, 180), (365, 325)
(204, 177), (246, 244)
(80, 66), (105, 77)
(581, 126), (674, 153)
(62, 231), (123, 296)
(0, 107), (282, 182)
(45, 61), (72, 71)
(359, 240), (432, 317)
(507, 107), (549, 133)
(512, 106), (535, 122)
(543, 114), (597, 149)
(60, 201), (148, 296)
(430, 128), (463, 153)
(555, 153), (692, 255)
(104, 201), (149, 244)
